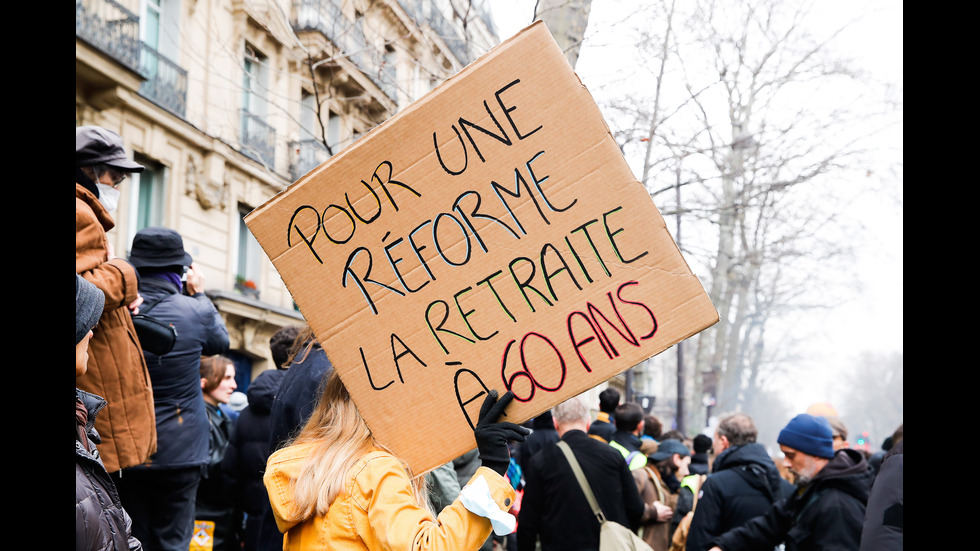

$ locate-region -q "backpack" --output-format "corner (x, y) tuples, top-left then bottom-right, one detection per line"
(668, 474), (706, 551)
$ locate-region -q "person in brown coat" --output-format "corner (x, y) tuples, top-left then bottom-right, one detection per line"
(632, 439), (690, 550)
(75, 125), (157, 473)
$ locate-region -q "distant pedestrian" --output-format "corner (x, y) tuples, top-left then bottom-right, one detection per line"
(868, 423), (901, 478)
(690, 434), (712, 476)
(640, 414), (664, 456)
(609, 402), (648, 470)
(824, 415), (851, 451)
(517, 410), (560, 466)
(587, 387), (620, 443)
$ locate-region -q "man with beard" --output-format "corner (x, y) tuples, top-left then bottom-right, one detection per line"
(707, 414), (873, 551)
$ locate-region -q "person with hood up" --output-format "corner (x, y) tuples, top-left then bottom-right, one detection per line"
(76, 126), (157, 475)
(685, 413), (794, 551)
(263, 371), (529, 550)
(708, 413), (873, 551)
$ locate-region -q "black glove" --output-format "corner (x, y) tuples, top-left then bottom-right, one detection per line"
(473, 390), (530, 476)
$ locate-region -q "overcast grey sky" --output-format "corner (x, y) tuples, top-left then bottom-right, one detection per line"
(489, 0), (904, 409)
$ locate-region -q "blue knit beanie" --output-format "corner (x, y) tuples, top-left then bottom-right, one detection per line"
(777, 414), (834, 459)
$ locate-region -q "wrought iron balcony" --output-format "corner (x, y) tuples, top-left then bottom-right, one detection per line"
(139, 43), (188, 117)
(240, 110), (277, 168)
(421, 5), (471, 65)
(76, 0), (142, 73)
(293, 0), (371, 72)
(291, 0), (395, 101)
(288, 139), (330, 180)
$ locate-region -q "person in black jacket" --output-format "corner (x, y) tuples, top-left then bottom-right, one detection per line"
(256, 328), (335, 550)
(76, 274), (143, 551)
(587, 387), (619, 443)
(686, 413), (794, 551)
(222, 367), (286, 551)
(516, 410), (560, 466)
(517, 394), (645, 551)
(689, 434), (712, 476)
(859, 431), (902, 551)
(114, 227), (229, 551)
(708, 414), (873, 551)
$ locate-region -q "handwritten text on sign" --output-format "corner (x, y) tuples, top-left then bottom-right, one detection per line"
(283, 79), (654, 426)
(245, 22), (717, 475)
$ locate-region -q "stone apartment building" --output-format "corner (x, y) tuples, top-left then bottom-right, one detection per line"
(76, 0), (498, 389)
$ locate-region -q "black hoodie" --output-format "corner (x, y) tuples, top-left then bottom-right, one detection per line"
(710, 448), (873, 551)
(686, 443), (795, 551)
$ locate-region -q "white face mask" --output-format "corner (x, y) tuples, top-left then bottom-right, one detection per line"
(96, 183), (120, 213)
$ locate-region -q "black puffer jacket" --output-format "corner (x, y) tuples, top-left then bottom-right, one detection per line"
(710, 448), (873, 551)
(686, 443), (795, 551)
(75, 389), (142, 551)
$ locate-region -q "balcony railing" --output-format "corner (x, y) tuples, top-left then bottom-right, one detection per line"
(139, 43), (188, 117)
(292, 0), (396, 102)
(294, 0), (370, 71)
(288, 139), (330, 180)
(75, 0), (141, 73)
(422, 4), (471, 65)
(240, 110), (277, 168)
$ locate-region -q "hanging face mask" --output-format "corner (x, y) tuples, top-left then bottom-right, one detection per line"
(96, 183), (121, 213)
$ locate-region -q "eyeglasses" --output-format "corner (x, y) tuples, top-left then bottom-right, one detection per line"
(107, 168), (129, 186)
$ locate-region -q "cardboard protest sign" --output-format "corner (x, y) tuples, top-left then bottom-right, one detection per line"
(245, 21), (718, 475)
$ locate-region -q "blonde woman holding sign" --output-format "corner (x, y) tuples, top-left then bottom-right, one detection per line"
(263, 371), (528, 550)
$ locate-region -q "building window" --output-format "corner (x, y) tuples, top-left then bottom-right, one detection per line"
(242, 44), (267, 118)
(241, 44), (275, 166)
(126, 156), (167, 245)
(236, 203), (262, 299)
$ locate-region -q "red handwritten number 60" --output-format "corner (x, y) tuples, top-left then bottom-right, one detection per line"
(500, 332), (567, 402)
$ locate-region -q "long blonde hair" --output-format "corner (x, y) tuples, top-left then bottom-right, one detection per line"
(288, 370), (432, 518)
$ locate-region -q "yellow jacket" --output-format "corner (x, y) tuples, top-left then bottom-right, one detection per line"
(264, 442), (516, 550)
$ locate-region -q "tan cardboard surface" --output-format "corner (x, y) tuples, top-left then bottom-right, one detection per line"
(245, 21), (718, 475)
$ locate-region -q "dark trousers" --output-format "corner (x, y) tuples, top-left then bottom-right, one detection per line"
(113, 466), (203, 551)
